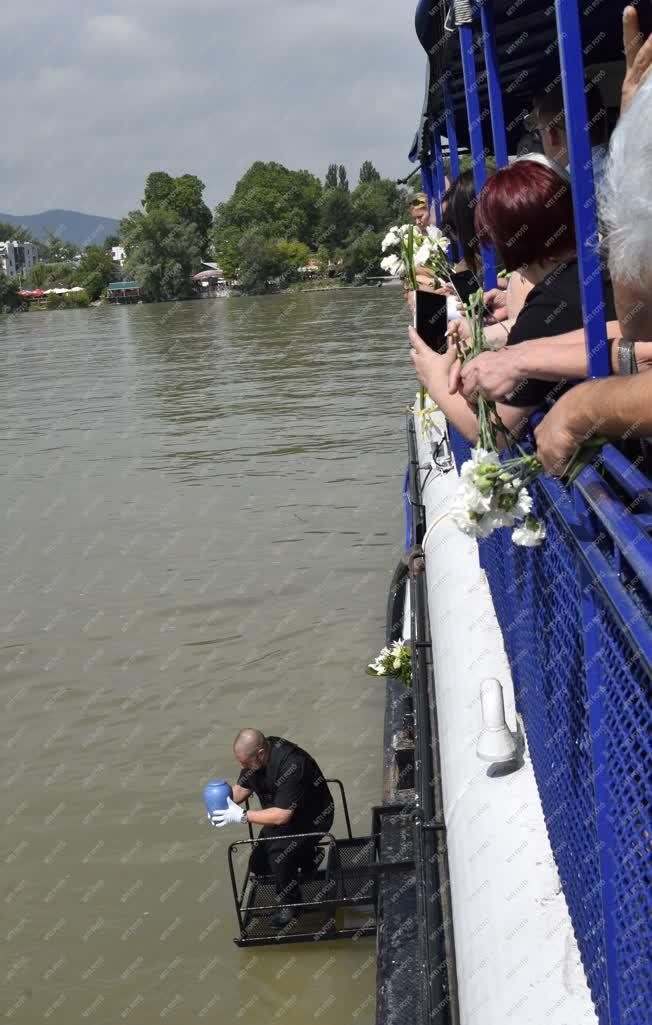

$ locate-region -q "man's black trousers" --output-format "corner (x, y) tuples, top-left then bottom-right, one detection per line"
(249, 805), (334, 904)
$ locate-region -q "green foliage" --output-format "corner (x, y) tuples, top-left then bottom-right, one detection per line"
(121, 207), (203, 302)
(0, 270), (20, 308)
(65, 289), (89, 308)
(317, 188), (353, 251)
(444, 154), (497, 178)
(358, 160), (381, 184)
(316, 244), (331, 276)
(104, 234), (121, 249)
(324, 164), (338, 189)
(142, 171), (212, 248)
(211, 158), (407, 293)
(350, 179), (405, 235)
(74, 245), (116, 300)
(37, 230), (78, 263)
(213, 161), (322, 249)
(0, 222), (34, 243)
(341, 229), (383, 282)
(27, 262), (77, 289)
(45, 292), (65, 309)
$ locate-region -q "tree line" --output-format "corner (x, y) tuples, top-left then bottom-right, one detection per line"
(1, 160), (415, 307)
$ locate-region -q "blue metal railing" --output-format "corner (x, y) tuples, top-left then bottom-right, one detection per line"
(410, 1), (652, 1019)
(446, 425), (652, 1025)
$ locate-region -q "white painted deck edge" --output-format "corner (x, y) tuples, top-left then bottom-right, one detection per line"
(414, 410), (598, 1025)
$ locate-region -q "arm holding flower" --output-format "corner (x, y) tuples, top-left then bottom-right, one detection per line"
(409, 328), (537, 444)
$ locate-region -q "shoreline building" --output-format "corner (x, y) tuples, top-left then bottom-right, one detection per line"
(0, 240), (40, 279)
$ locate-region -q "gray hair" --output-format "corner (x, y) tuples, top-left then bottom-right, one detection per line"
(599, 74), (652, 285)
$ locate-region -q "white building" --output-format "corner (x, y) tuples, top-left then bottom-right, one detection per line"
(111, 245), (126, 269)
(0, 240), (40, 279)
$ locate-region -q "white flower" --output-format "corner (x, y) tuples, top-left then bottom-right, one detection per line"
(381, 227), (400, 251)
(460, 480), (493, 514)
(380, 254), (403, 276)
(376, 665), (386, 675)
(514, 488), (533, 518)
(393, 657), (401, 670)
(512, 518), (546, 547)
(414, 241), (431, 267)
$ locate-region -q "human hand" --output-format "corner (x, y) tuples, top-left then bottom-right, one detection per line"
(483, 288), (509, 322)
(533, 399), (586, 476)
(453, 349), (523, 403)
(409, 326), (446, 388)
(622, 6), (652, 114)
(210, 797), (245, 828)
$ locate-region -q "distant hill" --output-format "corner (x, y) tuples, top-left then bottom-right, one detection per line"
(0, 209), (120, 247)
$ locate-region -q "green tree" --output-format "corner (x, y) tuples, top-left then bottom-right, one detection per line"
(167, 174), (212, 248)
(121, 207), (203, 302)
(0, 270), (20, 308)
(350, 178), (405, 235)
(235, 228), (287, 294)
(337, 165), (349, 192)
(37, 230), (78, 263)
(317, 188), (353, 251)
(0, 222), (34, 243)
(143, 171), (175, 213)
(104, 234), (122, 249)
(75, 245), (117, 300)
(142, 171), (212, 249)
(324, 164), (338, 189)
(212, 161), (322, 248)
(316, 244), (331, 276)
(27, 262), (77, 289)
(358, 161), (381, 184)
(341, 228), (383, 282)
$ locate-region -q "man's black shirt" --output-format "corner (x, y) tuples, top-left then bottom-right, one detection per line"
(237, 737), (333, 827)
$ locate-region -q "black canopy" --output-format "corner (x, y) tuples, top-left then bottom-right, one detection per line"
(411, 0), (629, 162)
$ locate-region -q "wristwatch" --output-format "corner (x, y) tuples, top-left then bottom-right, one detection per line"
(617, 338), (639, 375)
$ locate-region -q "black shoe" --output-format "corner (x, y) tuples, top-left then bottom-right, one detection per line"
(271, 905), (299, 928)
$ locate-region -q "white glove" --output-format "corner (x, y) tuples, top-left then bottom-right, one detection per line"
(210, 797), (245, 828)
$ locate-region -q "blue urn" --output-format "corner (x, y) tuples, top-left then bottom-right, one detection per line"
(203, 779), (233, 817)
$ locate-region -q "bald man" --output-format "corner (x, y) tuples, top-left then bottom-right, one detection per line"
(212, 730), (334, 926)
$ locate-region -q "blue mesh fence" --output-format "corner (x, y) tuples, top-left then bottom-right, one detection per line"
(445, 425), (652, 1024)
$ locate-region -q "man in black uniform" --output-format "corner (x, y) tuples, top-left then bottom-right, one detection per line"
(211, 728), (334, 926)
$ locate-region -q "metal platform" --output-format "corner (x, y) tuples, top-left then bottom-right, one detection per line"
(227, 781), (414, 947)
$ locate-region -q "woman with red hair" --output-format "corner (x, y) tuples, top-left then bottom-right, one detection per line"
(409, 155), (617, 442)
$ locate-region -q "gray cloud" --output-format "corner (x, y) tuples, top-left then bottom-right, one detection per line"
(2, 0), (424, 219)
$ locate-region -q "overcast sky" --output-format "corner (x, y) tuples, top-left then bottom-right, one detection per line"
(3, 0), (425, 219)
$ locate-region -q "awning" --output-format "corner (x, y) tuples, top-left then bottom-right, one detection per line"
(411, 0), (625, 160)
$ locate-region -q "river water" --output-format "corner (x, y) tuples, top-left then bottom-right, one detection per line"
(1, 288), (410, 1025)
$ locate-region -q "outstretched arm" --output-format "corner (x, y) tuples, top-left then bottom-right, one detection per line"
(534, 371), (652, 475)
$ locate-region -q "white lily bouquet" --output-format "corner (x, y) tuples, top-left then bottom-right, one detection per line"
(367, 639), (412, 687)
(380, 223), (452, 288)
(451, 290), (548, 547)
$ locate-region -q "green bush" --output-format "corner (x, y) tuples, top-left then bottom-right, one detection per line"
(64, 289), (90, 308)
(46, 293), (65, 309)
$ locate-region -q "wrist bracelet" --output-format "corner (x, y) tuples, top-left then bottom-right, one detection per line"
(616, 338), (639, 375)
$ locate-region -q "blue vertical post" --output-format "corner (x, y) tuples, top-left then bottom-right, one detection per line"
(443, 77), (461, 181)
(458, 20), (497, 287)
(555, 0), (610, 377)
(478, 0), (509, 168)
